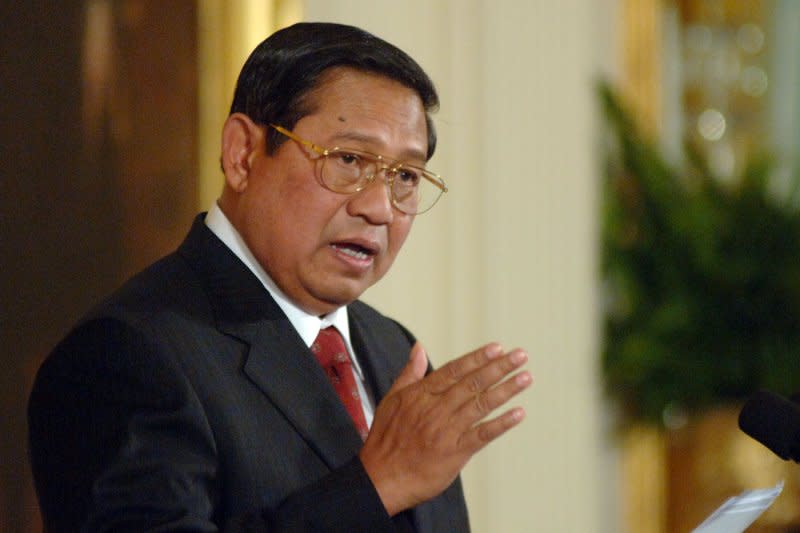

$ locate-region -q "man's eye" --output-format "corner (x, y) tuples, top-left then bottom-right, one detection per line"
(397, 169), (421, 185)
(336, 152), (361, 166)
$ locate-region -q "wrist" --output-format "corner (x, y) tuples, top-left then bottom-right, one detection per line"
(359, 450), (411, 516)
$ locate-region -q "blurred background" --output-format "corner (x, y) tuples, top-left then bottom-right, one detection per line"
(2, 1), (799, 531)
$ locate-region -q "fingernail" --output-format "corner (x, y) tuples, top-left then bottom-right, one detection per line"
(485, 344), (503, 359)
(511, 408), (525, 422)
(510, 350), (527, 365)
(516, 372), (532, 386)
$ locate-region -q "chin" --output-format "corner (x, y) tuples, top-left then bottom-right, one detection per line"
(317, 282), (371, 308)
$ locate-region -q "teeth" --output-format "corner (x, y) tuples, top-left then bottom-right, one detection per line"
(333, 245), (369, 260)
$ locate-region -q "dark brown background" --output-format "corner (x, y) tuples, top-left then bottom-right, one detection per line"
(1, 2), (198, 530)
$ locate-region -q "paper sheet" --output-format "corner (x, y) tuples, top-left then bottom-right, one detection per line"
(692, 481), (784, 533)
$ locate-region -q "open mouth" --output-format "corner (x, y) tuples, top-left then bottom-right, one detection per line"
(331, 242), (376, 261)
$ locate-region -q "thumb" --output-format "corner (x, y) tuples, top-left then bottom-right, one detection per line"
(388, 342), (428, 393)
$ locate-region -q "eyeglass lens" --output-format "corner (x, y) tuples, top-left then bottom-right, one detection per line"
(321, 150), (440, 214)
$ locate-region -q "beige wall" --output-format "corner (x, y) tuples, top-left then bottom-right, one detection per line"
(304, 1), (616, 531)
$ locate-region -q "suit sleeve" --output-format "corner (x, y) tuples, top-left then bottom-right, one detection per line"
(28, 318), (399, 532)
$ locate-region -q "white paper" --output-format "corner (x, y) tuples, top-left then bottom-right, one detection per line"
(692, 481), (784, 533)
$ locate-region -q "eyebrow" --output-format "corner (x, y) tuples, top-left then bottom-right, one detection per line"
(329, 131), (428, 164)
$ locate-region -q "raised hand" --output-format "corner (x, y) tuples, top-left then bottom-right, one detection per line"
(359, 342), (531, 515)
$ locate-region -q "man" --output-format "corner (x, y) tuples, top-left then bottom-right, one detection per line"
(28, 22), (531, 532)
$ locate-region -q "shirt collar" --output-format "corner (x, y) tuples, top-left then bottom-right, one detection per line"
(204, 203), (364, 380)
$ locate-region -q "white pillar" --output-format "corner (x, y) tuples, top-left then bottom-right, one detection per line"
(302, 2), (612, 530)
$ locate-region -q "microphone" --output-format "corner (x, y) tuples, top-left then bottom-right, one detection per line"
(738, 390), (800, 462)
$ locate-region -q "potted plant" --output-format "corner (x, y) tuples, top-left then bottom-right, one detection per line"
(599, 83), (800, 531)
(599, 85), (800, 531)
(600, 83), (800, 426)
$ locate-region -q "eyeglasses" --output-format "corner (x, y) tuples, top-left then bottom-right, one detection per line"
(270, 124), (447, 215)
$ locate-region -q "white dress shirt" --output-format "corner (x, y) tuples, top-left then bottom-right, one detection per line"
(205, 203), (375, 428)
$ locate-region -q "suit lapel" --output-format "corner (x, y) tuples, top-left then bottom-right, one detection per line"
(348, 307), (406, 403)
(241, 321), (364, 468)
(349, 303), (462, 533)
(177, 216), (363, 470)
(348, 306), (431, 531)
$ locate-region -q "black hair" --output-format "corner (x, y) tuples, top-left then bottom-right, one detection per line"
(229, 22), (439, 159)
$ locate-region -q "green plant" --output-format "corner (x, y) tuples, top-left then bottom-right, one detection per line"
(600, 83), (800, 426)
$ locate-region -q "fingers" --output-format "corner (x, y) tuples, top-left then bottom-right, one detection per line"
(460, 364), (532, 421)
(458, 407), (527, 452)
(387, 342), (429, 394)
(418, 344), (531, 436)
(425, 346), (530, 416)
(432, 349), (530, 438)
(409, 342), (429, 377)
(423, 343), (504, 394)
(360, 342), (532, 516)
(462, 348), (528, 397)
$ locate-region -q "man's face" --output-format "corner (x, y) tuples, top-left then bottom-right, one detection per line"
(232, 68), (428, 315)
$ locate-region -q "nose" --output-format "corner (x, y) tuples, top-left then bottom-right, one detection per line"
(346, 170), (395, 225)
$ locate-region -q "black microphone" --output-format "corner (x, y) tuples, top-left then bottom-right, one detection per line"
(738, 390), (800, 462)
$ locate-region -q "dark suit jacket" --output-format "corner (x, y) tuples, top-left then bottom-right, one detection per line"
(28, 215), (469, 532)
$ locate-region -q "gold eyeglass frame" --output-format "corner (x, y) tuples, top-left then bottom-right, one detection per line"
(269, 124), (448, 215)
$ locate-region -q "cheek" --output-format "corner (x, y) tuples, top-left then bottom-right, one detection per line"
(239, 178), (319, 260)
(385, 218), (414, 260)
(280, 191), (356, 263)
(272, 173), (335, 234)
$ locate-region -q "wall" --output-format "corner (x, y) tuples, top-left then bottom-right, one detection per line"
(304, 1), (616, 531)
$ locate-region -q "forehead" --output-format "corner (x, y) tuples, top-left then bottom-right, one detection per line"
(299, 68), (428, 160)
(306, 67), (419, 109)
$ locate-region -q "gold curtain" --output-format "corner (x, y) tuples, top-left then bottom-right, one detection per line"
(620, 0), (663, 138)
(196, 0), (302, 210)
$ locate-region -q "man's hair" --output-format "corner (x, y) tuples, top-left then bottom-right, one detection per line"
(229, 22), (440, 160)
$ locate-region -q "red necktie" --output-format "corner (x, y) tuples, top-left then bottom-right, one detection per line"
(311, 327), (369, 441)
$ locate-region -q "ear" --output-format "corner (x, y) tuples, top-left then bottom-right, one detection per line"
(221, 113), (264, 193)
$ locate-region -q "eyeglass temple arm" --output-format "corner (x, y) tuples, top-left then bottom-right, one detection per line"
(270, 124), (328, 155)
(422, 172), (448, 193)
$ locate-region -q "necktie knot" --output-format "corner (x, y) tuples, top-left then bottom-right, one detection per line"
(311, 328), (350, 367)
